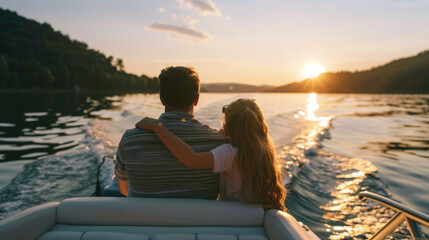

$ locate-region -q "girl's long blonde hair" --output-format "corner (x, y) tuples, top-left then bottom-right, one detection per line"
(223, 98), (286, 211)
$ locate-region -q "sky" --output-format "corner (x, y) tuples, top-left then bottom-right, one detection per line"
(1, 0), (429, 86)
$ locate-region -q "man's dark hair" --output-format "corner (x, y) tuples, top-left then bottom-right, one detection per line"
(159, 66), (200, 108)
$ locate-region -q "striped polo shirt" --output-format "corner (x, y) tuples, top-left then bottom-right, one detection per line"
(115, 111), (226, 199)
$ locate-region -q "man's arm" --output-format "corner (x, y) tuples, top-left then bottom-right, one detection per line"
(115, 135), (129, 197)
(117, 178), (128, 197)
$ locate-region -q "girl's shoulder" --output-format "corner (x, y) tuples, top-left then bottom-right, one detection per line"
(211, 143), (238, 173)
(213, 143), (238, 154)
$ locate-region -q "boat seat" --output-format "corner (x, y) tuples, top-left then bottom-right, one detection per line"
(0, 197), (318, 240)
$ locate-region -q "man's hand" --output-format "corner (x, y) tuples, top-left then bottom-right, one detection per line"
(135, 117), (161, 130)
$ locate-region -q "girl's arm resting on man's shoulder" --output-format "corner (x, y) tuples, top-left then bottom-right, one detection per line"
(136, 117), (214, 169)
(153, 124), (214, 169)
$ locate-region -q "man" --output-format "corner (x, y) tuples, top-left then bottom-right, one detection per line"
(114, 66), (225, 199)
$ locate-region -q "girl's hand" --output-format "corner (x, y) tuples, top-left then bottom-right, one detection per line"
(218, 127), (230, 141)
(218, 127), (225, 135)
(135, 117), (161, 130)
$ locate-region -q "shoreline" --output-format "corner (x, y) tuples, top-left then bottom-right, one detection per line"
(0, 88), (159, 95)
(1, 88), (428, 95)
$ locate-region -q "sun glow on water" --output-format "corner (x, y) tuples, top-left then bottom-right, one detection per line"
(301, 62), (325, 79)
(293, 93), (333, 128)
(306, 93), (320, 121)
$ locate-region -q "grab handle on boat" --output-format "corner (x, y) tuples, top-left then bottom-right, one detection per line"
(359, 191), (429, 240)
(94, 155), (115, 196)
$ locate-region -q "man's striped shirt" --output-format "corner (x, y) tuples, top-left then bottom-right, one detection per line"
(115, 111), (226, 199)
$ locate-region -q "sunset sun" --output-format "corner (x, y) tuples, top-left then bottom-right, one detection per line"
(301, 63), (325, 79)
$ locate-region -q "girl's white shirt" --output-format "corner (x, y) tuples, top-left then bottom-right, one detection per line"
(210, 143), (243, 202)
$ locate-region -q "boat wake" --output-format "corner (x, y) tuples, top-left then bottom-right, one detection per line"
(0, 133), (103, 219)
(276, 94), (408, 239)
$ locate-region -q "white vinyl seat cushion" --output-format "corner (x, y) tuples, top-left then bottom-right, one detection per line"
(82, 232), (150, 240)
(0, 197), (319, 240)
(37, 231), (83, 240)
(56, 197), (264, 226)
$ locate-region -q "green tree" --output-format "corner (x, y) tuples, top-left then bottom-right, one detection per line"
(115, 58), (124, 72)
(107, 56), (113, 66)
(41, 67), (56, 86)
(0, 55), (10, 87)
(0, 55), (8, 70)
(0, 8), (160, 92)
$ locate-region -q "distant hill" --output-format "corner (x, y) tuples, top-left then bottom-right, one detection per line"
(0, 8), (159, 92)
(272, 51), (429, 93)
(202, 83), (274, 92)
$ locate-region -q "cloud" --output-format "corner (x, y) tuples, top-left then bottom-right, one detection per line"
(177, 0), (222, 16)
(158, 8), (165, 13)
(147, 23), (211, 42)
(171, 14), (178, 19)
(181, 14), (199, 25)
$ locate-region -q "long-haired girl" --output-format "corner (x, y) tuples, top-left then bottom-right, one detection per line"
(135, 98), (286, 210)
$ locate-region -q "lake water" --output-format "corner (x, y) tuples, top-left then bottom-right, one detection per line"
(0, 92), (428, 239)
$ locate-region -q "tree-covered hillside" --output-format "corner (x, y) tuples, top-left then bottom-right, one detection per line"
(272, 51), (429, 93)
(0, 8), (159, 92)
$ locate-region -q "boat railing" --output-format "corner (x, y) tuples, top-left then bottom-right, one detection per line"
(359, 191), (429, 240)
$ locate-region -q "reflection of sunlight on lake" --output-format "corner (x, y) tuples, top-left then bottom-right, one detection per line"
(305, 93), (320, 121)
(305, 93), (332, 128)
(279, 93), (336, 183)
(319, 150), (405, 239)
(294, 93), (333, 129)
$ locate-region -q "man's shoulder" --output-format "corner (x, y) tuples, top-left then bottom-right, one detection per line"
(123, 127), (152, 137)
(119, 111), (225, 145)
(119, 128), (157, 145)
(121, 128), (150, 138)
(161, 117), (223, 136)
